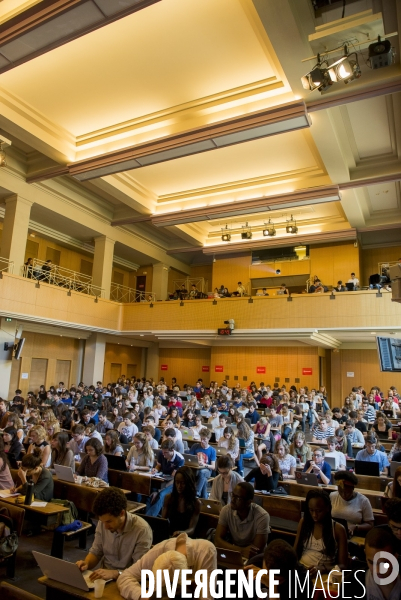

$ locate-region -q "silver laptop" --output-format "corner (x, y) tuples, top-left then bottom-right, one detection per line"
(216, 447), (227, 456)
(183, 453), (199, 466)
(216, 547), (245, 568)
(33, 551), (104, 591)
(324, 456), (336, 470)
(54, 464), (75, 483)
(200, 410), (210, 418)
(199, 498), (221, 515)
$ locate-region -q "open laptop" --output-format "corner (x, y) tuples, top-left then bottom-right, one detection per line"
(105, 454), (127, 472)
(354, 460), (380, 477)
(216, 547), (245, 568)
(200, 410), (210, 418)
(54, 464), (75, 483)
(139, 515), (170, 545)
(199, 498), (221, 515)
(324, 456), (336, 470)
(295, 471), (320, 486)
(345, 282), (355, 291)
(383, 409), (394, 418)
(390, 461), (401, 477)
(183, 453), (200, 466)
(216, 447), (227, 456)
(32, 551), (111, 591)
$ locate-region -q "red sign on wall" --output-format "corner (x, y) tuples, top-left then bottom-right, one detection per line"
(302, 368), (313, 375)
(160, 365), (168, 371)
(256, 366), (266, 374)
(202, 366), (210, 372)
(215, 365), (224, 372)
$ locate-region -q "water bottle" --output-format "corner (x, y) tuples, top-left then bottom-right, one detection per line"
(130, 457), (136, 472)
(24, 481), (34, 505)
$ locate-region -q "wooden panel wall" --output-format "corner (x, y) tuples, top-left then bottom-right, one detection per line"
(211, 253), (251, 292)
(104, 344), (143, 383)
(330, 349), (401, 403)
(9, 332), (81, 397)
(309, 241), (360, 288)
(190, 264), (213, 292)
(210, 346), (320, 389)
(158, 348), (211, 386)
(361, 247), (401, 287)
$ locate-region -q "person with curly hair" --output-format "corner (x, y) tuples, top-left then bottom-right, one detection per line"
(76, 487), (152, 582)
(330, 470), (374, 537)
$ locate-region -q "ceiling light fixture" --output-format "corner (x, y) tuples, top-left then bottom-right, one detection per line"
(328, 47), (361, 84)
(286, 215), (298, 234)
(263, 219), (276, 237)
(241, 222), (252, 240)
(368, 36), (395, 69)
(221, 225), (231, 242)
(301, 55), (332, 92)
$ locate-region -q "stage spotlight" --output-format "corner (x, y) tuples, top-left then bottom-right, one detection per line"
(369, 37), (395, 69)
(263, 219), (276, 237)
(301, 61), (332, 92)
(221, 225), (231, 242)
(241, 222), (252, 240)
(286, 215), (298, 234)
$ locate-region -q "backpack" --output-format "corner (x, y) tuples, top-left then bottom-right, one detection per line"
(50, 499), (79, 525)
(0, 508), (18, 559)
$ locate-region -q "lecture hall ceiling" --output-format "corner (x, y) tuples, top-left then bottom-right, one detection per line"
(0, 0), (399, 262)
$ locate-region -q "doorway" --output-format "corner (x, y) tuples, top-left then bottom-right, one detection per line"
(136, 276), (146, 301)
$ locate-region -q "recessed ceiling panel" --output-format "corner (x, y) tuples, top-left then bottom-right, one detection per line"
(346, 96), (393, 159)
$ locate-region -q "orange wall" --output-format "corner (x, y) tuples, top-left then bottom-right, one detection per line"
(361, 247), (401, 288)
(158, 348), (211, 386)
(309, 241), (360, 288)
(211, 253), (251, 292)
(104, 343), (143, 383)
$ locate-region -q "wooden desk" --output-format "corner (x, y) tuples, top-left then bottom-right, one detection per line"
(39, 576), (119, 600)
(0, 495), (69, 527)
(280, 480), (385, 509)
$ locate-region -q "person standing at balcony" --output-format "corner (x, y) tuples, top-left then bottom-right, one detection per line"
(25, 257), (34, 278)
(41, 259), (52, 283)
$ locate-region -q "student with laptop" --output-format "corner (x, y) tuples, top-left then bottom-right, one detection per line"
(214, 482), (270, 559)
(213, 414), (228, 442)
(209, 455), (243, 507)
(355, 434), (390, 476)
(76, 487), (152, 582)
(188, 427), (216, 498)
(146, 439), (184, 517)
(50, 431), (75, 473)
(161, 466), (201, 537)
(302, 447), (331, 485)
(68, 423), (89, 462)
(324, 436), (346, 470)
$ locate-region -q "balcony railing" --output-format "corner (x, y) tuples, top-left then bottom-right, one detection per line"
(0, 257), (14, 274)
(110, 282), (156, 303)
(22, 259), (104, 298)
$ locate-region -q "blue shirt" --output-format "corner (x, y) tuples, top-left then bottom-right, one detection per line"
(189, 443), (216, 465)
(245, 410), (260, 425)
(355, 449), (390, 471)
(158, 450), (184, 475)
(232, 401), (243, 409)
(303, 460), (331, 482)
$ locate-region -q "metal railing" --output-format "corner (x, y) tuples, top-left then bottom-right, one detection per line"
(110, 283), (156, 303)
(0, 257), (14, 274)
(22, 259), (104, 298)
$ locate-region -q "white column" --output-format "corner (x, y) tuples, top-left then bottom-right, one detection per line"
(152, 262), (170, 301)
(0, 195), (33, 275)
(0, 318), (17, 399)
(92, 236), (115, 300)
(82, 333), (106, 385)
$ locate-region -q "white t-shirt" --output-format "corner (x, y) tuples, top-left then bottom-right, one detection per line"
(117, 422), (138, 439)
(330, 491), (374, 526)
(325, 450), (346, 470)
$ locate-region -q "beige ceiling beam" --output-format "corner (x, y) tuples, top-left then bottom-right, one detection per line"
(0, 0), (162, 75)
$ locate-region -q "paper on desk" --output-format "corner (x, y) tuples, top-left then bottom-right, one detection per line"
(31, 501), (47, 507)
(0, 490), (19, 498)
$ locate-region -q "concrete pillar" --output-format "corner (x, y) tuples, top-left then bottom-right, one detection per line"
(82, 333), (106, 385)
(0, 195), (33, 275)
(92, 236), (115, 300)
(152, 262), (170, 301)
(146, 343), (159, 379)
(0, 318), (17, 399)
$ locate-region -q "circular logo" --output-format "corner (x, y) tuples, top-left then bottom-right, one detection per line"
(373, 551), (400, 586)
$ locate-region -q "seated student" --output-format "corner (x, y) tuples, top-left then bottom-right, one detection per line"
(95, 411), (114, 434)
(209, 455), (243, 507)
(294, 489), (348, 574)
(50, 432), (75, 472)
(236, 421), (255, 475)
(218, 426), (240, 463)
(361, 399), (376, 423)
(355, 434), (390, 476)
(77, 438), (108, 482)
(345, 420), (365, 457)
(373, 411), (393, 440)
(274, 439), (296, 479)
(27, 425), (52, 468)
(118, 413), (138, 444)
(142, 425), (159, 451)
(324, 436), (346, 470)
(330, 471), (374, 537)
(85, 423), (104, 445)
(162, 466), (201, 537)
(311, 418), (335, 444)
(213, 414), (228, 442)
(245, 454), (280, 492)
(188, 428), (216, 498)
(181, 409), (196, 429)
(11, 448), (54, 501)
(364, 527), (401, 599)
(2, 427), (23, 465)
(126, 432), (154, 472)
(118, 534), (217, 600)
(68, 423), (89, 461)
(162, 427), (184, 454)
(333, 280), (346, 292)
(76, 487), (152, 582)
(245, 403), (260, 425)
(146, 439), (184, 517)
(104, 430), (124, 456)
(143, 415), (161, 443)
(350, 409), (368, 436)
(290, 431), (312, 465)
(303, 447), (331, 485)
(381, 498), (401, 559)
(214, 482), (270, 559)
(0, 437), (14, 490)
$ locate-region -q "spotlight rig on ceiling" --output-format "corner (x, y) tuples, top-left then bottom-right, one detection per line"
(327, 46), (361, 84)
(263, 219), (276, 237)
(221, 225), (231, 242)
(286, 215), (298, 234)
(301, 54), (332, 92)
(241, 222), (252, 240)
